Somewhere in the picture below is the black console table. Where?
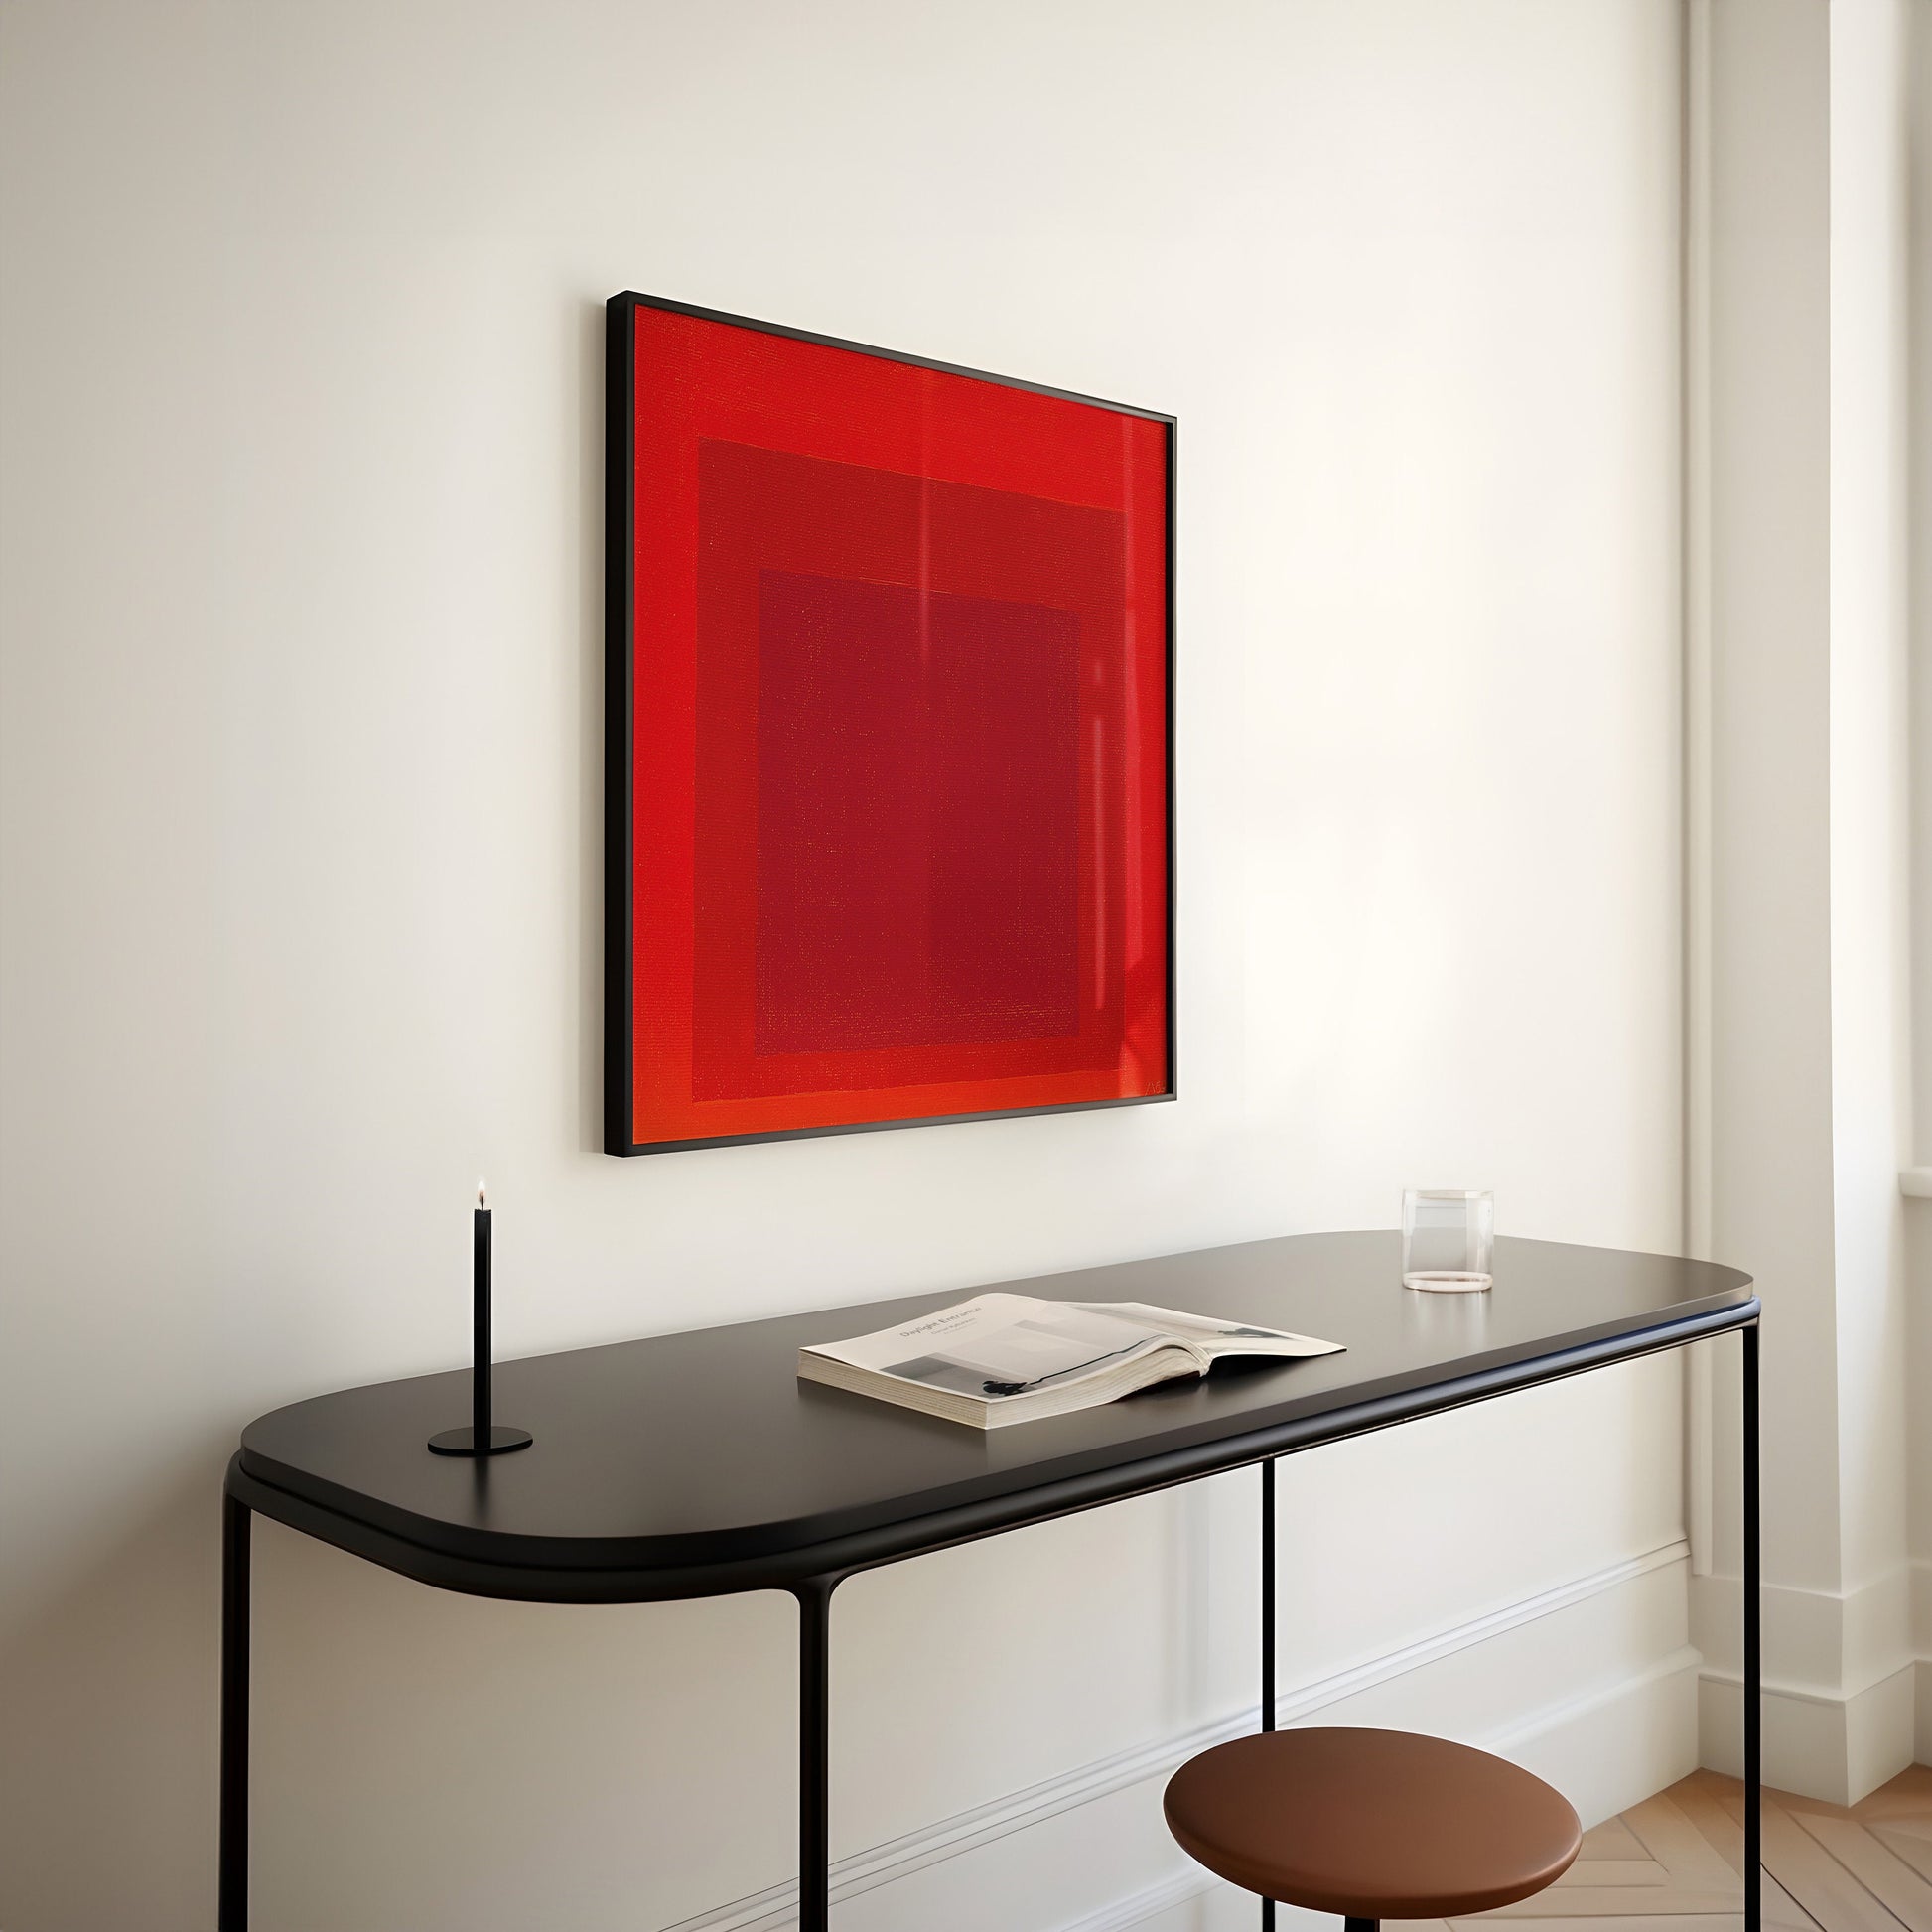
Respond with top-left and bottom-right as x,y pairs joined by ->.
220,1230 -> 1761,1931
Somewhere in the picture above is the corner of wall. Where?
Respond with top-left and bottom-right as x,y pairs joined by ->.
1689,0 -> 1929,1805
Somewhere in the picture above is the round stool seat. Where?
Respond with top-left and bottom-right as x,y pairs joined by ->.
1164,1727 -> 1582,1918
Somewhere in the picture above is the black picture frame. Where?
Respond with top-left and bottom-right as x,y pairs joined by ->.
604,291 -> 1176,1157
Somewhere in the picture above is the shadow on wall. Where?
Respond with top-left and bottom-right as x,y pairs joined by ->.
0,1443 -> 799,1931
0,1433 -> 1225,1932
576,294 -> 605,1159
0,1453 -> 227,1921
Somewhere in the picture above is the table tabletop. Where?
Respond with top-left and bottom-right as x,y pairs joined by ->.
232,1231 -> 1755,1602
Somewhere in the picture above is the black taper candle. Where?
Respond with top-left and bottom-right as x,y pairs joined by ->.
428,1179 -> 532,1455
473,1186 -> 490,1446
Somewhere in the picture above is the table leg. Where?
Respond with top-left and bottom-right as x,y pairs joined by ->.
796,1576 -> 838,1932
1743,1324 -> 1760,1932
1261,1457 -> 1276,1932
220,1489 -> 251,1932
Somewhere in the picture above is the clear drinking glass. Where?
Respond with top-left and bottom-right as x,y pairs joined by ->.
1401,1189 -> 1494,1291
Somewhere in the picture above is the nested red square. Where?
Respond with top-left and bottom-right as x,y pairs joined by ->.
608,296 -> 1171,1154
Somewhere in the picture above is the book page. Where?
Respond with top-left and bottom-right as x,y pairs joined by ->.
1080,1302 -> 1342,1358
805,1294 -> 1171,1401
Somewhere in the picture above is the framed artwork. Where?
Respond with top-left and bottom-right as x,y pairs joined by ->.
605,293 -> 1173,1156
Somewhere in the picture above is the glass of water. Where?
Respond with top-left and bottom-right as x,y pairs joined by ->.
1401,1189 -> 1494,1291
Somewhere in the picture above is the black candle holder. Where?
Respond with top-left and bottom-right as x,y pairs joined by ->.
428,1189 -> 533,1456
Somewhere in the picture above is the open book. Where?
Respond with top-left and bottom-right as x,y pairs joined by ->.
798,1293 -> 1343,1429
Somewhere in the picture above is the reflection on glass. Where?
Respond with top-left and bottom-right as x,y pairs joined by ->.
1401,1189 -> 1494,1292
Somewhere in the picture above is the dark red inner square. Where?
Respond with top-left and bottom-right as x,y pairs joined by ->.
690,437 -> 1133,1105
755,568 -> 1081,1057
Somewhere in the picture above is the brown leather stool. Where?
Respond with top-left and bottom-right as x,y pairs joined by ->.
1164,1727 -> 1582,1931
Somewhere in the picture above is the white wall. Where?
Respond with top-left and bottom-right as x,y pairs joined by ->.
1828,0 -> 1915,1624
1690,0 -> 1928,1803
1907,0 -> 1932,1762
0,4 -> 1691,1928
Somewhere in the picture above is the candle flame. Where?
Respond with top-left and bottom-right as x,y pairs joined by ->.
477,1179 -> 487,1209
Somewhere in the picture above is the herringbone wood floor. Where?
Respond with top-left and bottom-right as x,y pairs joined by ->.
1446,1767 -> 1932,1932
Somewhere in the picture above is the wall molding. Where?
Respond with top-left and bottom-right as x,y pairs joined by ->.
1693,1558 -> 1932,1803
1679,0 -> 1718,1580
659,1542 -> 1692,1932
1693,1557 -> 1930,1698
1052,1866 -> 1215,1932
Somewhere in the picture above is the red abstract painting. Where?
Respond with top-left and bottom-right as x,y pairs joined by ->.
606,295 -> 1173,1155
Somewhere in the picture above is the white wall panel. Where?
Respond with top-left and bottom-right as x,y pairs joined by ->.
0,3 -> 1688,1925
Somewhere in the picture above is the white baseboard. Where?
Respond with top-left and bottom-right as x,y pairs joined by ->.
1692,1556 -> 1932,1804
1698,1663 -> 1918,1807
660,1542 -> 1699,1932
1059,1867 -> 1218,1932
